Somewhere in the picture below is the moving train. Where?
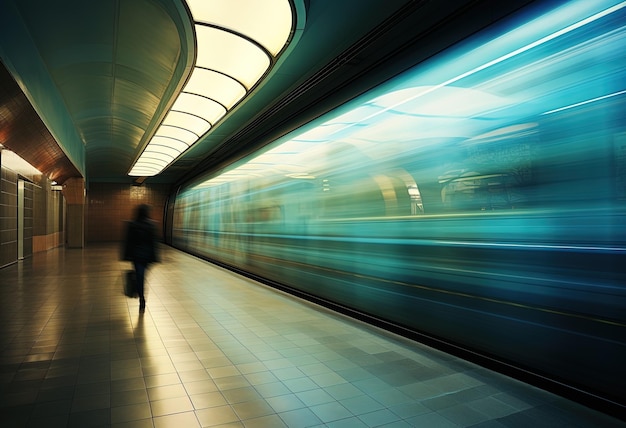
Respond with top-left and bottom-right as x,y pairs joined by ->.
168,0 -> 626,411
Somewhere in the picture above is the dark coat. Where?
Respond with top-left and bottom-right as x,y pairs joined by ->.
123,219 -> 159,264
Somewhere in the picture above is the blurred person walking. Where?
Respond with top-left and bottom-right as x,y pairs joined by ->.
123,204 -> 159,312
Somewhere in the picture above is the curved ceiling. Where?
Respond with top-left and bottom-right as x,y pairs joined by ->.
130,0 -> 294,177
0,0 -> 194,182
47,0 -> 194,181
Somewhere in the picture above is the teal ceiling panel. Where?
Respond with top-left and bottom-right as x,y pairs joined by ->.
117,0 -> 181,74
112,80 -> 161,117
112,65 -> 169,98
16,0 -> 116,65
55,71 -> 113,112
0,0 -> 194,182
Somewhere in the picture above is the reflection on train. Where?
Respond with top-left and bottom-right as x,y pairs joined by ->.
170,1 -> 626,410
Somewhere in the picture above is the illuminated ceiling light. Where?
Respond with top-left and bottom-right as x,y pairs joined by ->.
137,160 -> 170,170
195,26 -> 270,90
1,149 -> 42,176
187,0 -> 292,56
184,68 -> 246,109
148,136 -> 190,153
163,111 -> 211,136
133,167 -> 161,174
172,92 -> 227,124
141,152 -> 176,162
129,0 -> 294,177
155,125 -> 198,145
145,145 -> 183,158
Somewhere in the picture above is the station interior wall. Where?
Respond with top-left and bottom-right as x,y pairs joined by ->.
0,151 -> 63,267
86,182 -> 169,243
1,150 -> 170,268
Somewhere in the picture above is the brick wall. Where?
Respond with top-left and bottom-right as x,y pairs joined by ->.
86,183 -> 170,242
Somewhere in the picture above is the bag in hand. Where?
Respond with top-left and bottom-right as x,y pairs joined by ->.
124,270 -> 138,298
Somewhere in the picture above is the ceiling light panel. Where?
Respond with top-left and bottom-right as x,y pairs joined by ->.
155,124 -> 199,145
186,0 -> 292,56
132,168 -> 159,174
173,92 -> 227,124
184,68 -> 246,109
132,162 -> 165,172
129,0 -> 293,177
139,154 -> 171,164
163,111 -> 211,136
145,145 -> 183,158
130,169 -> 158,176
195,26 -> 270,90
147,136 -> 190,152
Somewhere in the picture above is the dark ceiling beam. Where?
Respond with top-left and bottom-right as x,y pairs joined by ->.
0,61 -> 82,184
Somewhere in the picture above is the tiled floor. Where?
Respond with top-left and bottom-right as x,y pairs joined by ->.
0,244 -> 622,428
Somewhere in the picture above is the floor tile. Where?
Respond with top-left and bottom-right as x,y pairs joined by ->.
147,384 -> 187,401
189,391 -> 228,410
0,244 -> 619,428
153,411 -> 200,428
231,398 -> 274,420
195,404 -> 239,426
110,402 -> 152,424
309,401 -> 353,423
150,396 -> 193,417
110,389 -> 150,408
277,408 -> 322,428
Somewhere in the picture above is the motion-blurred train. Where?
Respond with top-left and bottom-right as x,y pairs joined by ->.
167,0 -> 626,412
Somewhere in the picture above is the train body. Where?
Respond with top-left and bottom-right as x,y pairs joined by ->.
169,0 -> 626,409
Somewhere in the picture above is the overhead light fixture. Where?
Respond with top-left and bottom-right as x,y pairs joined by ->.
129,0 -> 294,177
1,149 -> 42,177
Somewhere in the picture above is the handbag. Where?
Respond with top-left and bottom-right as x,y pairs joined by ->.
124,270 -> 138,298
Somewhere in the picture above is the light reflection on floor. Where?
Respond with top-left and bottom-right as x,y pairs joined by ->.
0,244 -> 621,427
